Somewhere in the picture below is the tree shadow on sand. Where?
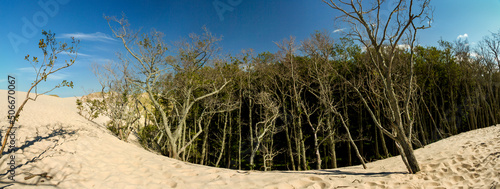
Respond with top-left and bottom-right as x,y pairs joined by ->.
281,169 -> 407,177
0,124 -> 79,188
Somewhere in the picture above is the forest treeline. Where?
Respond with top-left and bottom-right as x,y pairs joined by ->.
81,24 -> 500,171
67,5 -> 500,172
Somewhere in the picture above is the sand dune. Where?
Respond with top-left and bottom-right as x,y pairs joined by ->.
0,90 -> 498,188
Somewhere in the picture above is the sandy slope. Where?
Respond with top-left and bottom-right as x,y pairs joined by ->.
0,90 -> 498,188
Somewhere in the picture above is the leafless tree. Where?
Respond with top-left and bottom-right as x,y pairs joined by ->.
323,0 -> 433,173
247,92 -> 280,169
477,30 -> 500,71
91,61 -> 143,141
105,15 -> 229,160
301,31 -> 367,169
275,36 -> 309,170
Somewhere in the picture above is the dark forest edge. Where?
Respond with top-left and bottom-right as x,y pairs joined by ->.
78,28 -> 500,171
76,1 -> 500,173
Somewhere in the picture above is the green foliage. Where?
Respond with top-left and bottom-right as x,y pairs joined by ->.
76,99 -> 83,114
137,124 -> 163,152
106,120 -> 121,136
99,15 -> 500,171
76,97 -> 105,121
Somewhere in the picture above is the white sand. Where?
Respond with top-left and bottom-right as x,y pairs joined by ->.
0,90 -> 498,188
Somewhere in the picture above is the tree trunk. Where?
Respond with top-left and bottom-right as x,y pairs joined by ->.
216,113 -> 228,167
396,127 -> 420,173
293,122 -> 302,171
335,109 -> 367,169
313,131 -> 322,169
200,118 -> 210,165
380,128 -> 390,157
329,135 -> 337,168
375,124 -> 380,159
181,118 -> 187,161
238,92 -> 242,170
298,121 -> 308,170
249,97 -> 255,169
284,113 -> 296,170
227,111 -> 233,169
347,142 -> 352,166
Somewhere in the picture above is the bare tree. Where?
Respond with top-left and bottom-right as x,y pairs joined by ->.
105,15 -> 229,160
91,61 -> 143,142
477,29 -> 500,71
477,30 -> 500,122
249,92 -> 280,170
275,36 -> 308,170
301,31 -> 367,169
323,0 -> 433,173
207,65 -> 239,166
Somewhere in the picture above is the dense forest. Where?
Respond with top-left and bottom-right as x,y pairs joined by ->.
79,1 -> 500,173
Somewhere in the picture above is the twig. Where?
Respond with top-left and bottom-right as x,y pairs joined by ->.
24,172 -> 53,181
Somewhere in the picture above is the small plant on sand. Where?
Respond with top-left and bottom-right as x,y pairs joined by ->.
76,98 -> 83,114
76,97 -> 105,121
1,31 -> 79,158
102,88 -> 143,142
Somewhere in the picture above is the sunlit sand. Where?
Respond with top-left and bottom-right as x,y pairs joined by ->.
0,91 -> 498,188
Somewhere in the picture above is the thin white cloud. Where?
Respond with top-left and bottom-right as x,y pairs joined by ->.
60,32 -> 116,42
397,44 -> 411,50
457,33 -> 468,40
95,58 -> 113,63
17,67 -> 69,80
18,67 -> 34,73
67,52 -> 90,57
333,28 -> 346,33
86,58 -> 114,65
48,73 -> 70,80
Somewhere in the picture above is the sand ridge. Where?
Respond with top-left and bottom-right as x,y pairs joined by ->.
0,90 -> 498,188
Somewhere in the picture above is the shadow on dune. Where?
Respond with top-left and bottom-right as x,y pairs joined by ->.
0,124 -> 79,188
282,169 -> 406,177
3,126 -> 77,156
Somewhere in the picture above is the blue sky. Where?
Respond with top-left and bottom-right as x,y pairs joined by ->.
1,0 -> 499,97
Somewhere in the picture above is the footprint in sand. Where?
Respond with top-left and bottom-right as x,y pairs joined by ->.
427,162 -> 442,170
265,182 -> 294,189
307,176 -> 323,181
469,173 -> 480,179
460,163 -> 474,171
479,142 -> 488,147
162,172 -> 173,178
451,175 -> 465,182
165,180 -> 177,188
198,173 -> 220,181
426,175 -> 440,181
307,182 -> 328,189
178,171 -> 199,177
288,176 -> 327,189
364,182 -> 385,188
207,179 -> 227,186
431,187 -> 447,189
455,155 -> 466,162
424,181 -> 441,187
